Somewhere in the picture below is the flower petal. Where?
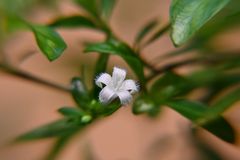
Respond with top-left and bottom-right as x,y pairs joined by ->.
120,79 -> 139,93
117,91 -> 132,105
112,67 -> 126,86
95,73 -> 112,88
99,86 -> 117,104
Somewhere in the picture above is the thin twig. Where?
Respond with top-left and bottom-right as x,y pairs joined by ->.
0,63 -> 71,92
146,53 -> 240,81
146,58 -> 201,81
141,23 -> 171,48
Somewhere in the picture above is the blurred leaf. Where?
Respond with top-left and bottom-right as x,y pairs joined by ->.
203,74 -> 240,102
49,15 -> 97,29
187,68 -> 221,86
44,135 -> 74,160
92,54 -> 109,98
206,88 -> 240,119
134,19 -> 158,45
88,100 -> 121,116
132,94 -> 159,117
197,0 -> 240,43
29,24 -> 67,61
166,99 -> 206,122
166,99 -> 235,143
201,116 -> 235,143
74,0 -> 98,18
71,77 -> 90,109
100,0 -> 117,20
0,15 -> 27,34
150,72 -> 193,103
170,0 -> 230,46
16,119 -> 82,141
84,39 -> 145,83
58,107 -> 83,117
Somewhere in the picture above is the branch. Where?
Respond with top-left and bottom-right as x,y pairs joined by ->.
146,53 -> 240,81
0,63 -> 71,92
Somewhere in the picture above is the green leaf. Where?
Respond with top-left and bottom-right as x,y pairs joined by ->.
132,94 -> 159,117
170,0 -> 230,46
100,0 -> 117,20
16,119 -> 82,141
0,15 -> 28,34
74,0 -> 98,17
71,77 -> 90,109
196,1 -> 240,43
201,116 -> 235,143
58,107 -> 83,117
166,99 -> 206,122
49,15 -> 97,29
134,19 -> 158,45
205,88 -> 240,119
150,72 -> 193,103
92,54 -> 109,98
30,24 -> 67,61
84,39 -> 145,83
165,99 -> 235,143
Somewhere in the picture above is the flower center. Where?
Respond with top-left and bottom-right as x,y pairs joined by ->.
112,80 -> 123,92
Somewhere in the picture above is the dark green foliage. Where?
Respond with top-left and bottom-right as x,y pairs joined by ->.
84,39 -> 145,83
16,119 -> 83,141
170,0 -> 230,46
30,24 -> 67,61
71,77 -> 90,109
49,16 -> 97,29
165,99 -> 235,143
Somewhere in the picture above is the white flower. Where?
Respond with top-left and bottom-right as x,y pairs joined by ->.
95,67 -> 139,105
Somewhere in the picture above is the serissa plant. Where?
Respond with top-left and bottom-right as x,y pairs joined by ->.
1,0 -> 240,159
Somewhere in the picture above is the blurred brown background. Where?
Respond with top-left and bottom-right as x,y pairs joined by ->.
1,0 -> 240,160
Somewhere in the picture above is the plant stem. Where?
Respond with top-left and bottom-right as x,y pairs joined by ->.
146,58 -> 203,81
0,63 -> 70,92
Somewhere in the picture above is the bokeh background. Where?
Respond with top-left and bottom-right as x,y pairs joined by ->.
1,0 -> 240,159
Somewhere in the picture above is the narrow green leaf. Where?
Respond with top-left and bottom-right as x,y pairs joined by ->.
202,74 -> 240,103
49,15 -> 97,29
201,116 -> 235,143
71,77 -> 90,109
74,0 -> 98,17
100,0 -> 117,20
170,0 -> 230,46
206,88 -> 240,119
134,19 -> 158,45
166,99 -> 206,122
165,99 -> 235,143
58,107 -> 83,117
84,40 -> 145,83
93,54 -> 109,98
30,25 -> 67,61
16,119 -> 82,141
